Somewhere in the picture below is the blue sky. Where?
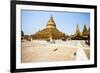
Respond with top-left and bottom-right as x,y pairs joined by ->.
21,10 -> 90,35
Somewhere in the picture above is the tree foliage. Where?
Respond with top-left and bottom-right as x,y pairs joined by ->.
82,24 -> 88,36
21,30 -> 24,36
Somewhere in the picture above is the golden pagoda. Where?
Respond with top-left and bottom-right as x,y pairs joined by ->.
32,16 -> 66,40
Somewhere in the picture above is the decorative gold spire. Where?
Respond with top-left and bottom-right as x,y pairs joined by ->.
46,16 -> 56,28
75,24 -> 81,36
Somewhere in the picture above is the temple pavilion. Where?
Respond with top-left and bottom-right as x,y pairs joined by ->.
32,16 -> 66,40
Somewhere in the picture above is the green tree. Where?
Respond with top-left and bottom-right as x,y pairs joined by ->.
21,30 -> 24,36
82,24 -> 87,36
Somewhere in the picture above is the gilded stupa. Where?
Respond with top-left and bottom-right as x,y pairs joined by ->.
32,16 -> 66,40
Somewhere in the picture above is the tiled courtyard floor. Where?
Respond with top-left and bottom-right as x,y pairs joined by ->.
21,40 -> 90,63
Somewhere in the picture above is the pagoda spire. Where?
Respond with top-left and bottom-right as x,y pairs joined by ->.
50,15 -> 53,20
75,24 -> 81,36
46,15 -> 56,28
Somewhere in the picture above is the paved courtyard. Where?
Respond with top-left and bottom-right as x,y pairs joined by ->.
21,40 -> 90,63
